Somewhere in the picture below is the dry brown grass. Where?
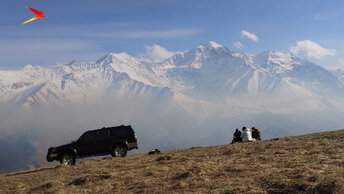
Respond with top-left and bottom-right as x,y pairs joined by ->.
0,129 -> 343,193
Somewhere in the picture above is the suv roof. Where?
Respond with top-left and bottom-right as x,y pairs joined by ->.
85,125 -> 133,133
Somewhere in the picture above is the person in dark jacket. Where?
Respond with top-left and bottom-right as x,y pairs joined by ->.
231,128 -> 242,144
252,127 -> 261,140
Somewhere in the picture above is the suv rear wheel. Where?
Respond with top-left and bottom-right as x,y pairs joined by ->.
111,145 -> 127,157
60,153 -> 76,165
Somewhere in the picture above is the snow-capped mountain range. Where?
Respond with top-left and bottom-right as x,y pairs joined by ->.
1,41 -> 344,115
4,41 -> 344,173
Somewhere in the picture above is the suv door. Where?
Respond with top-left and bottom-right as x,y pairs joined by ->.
94,129 -> 111,154
74,131 -> 98,157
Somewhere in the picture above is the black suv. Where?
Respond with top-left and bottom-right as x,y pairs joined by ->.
46,125 -> 138,165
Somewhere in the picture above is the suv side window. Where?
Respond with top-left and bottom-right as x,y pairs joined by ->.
109,128 -> 117,137
117,129 -> 129,137
109,127 -> 129,137
79,131 -> 96,142
97,130 -> 109,140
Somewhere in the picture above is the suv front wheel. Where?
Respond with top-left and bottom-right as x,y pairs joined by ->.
60,153 -> 76,165
111,145 -> 127,157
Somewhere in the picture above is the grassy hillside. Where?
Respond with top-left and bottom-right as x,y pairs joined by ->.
1,130 -> 344,193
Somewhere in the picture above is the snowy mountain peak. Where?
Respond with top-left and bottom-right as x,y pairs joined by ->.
193,41 -> 233,58
205,41 -> 223,49
22,64 -> 33,70
257,50 -> 293,60
196,41 -> 225,50
96,52 -> 138,65
254,50 -> 299,72
108,52 -> 132,58
163,41 -> 234,71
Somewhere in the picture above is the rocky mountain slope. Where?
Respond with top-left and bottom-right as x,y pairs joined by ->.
1,129 -> 343,193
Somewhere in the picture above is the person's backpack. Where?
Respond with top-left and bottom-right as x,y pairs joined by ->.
148,148 -> 161,155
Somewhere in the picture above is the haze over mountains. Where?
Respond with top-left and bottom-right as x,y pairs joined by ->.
1,41 -> 344,172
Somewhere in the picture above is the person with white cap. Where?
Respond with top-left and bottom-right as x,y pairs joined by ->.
240,126 -> 255,142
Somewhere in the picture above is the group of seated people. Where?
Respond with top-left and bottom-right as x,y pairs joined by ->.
231,126 -> 261,144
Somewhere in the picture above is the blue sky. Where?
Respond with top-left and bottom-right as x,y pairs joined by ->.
1,0 -> 344,69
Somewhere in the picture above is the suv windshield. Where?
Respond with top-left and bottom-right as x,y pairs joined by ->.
78,131 -> 96,142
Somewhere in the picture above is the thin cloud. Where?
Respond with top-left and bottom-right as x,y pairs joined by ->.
0,25 -> 201,40
0,39 -> 102,67
241,30 -> 259,41
290,40 -> 336,59
143,44 -> 180,61
87,29 -> 202,39
233,41 -> 244,49
313,13 -> 337,21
